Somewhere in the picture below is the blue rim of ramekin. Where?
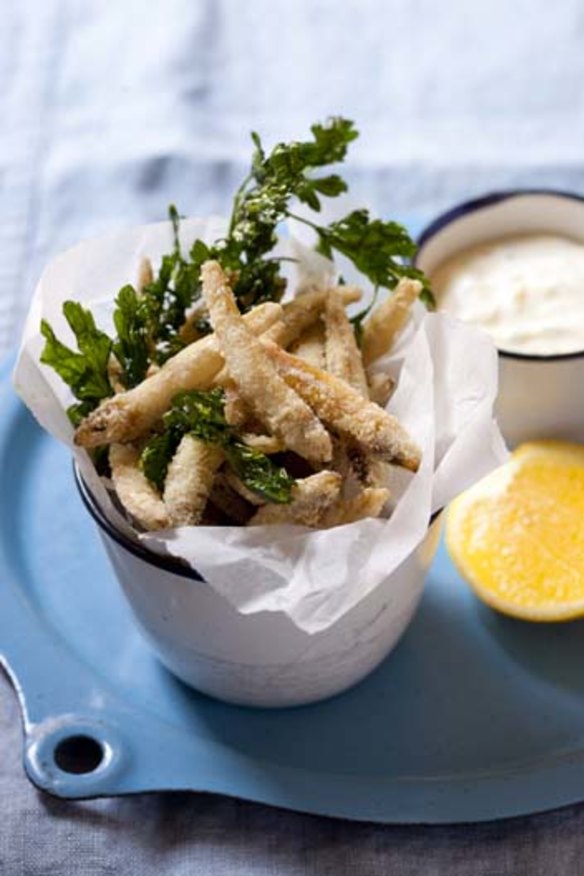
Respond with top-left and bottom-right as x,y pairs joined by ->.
414,188 -> 584,363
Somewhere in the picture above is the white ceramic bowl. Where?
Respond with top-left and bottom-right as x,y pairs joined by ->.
416,190 -> 584,447
75,467 -> 442,708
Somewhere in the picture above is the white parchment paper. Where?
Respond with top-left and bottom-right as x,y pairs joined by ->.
13,217 -> 508,634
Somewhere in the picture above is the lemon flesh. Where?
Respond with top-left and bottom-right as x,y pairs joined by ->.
446,440 -> 584,621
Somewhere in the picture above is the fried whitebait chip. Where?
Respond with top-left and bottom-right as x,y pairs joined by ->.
264,284 -> 361,349
201,261 -> 332,465
248,471 -> 342,527
297,279 -> 362,301
324,290 -> 368,397
290,322 -> 326,369
361,278 -> 422,366
262,341 -> 421,472
321,487 -> 391,527
213,284 -> 358,385
163,435 -> 223,527
240,433 -> 285,454
107,354 -> 125,394
109,443 -> 169,530
74,301 -> 283,447
221,380 -> 251,427
367,372 -> 395,408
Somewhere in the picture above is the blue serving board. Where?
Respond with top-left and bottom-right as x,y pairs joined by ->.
3,355 -> 584,823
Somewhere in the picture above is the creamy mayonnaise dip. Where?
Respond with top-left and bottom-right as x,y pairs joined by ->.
430,234 -> 584,355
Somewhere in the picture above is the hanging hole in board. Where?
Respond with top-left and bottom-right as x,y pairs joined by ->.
54,734 -> 104,775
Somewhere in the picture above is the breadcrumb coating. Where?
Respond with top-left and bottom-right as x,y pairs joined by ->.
249,471 -> 342,527
262,341 -> 421,472
202,261 -> 332,465
163,435 -> 223,526
109,443 -> 169,530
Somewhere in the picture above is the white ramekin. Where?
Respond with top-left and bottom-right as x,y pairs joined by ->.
75,466 -> 442,709
415,190 -> 584,447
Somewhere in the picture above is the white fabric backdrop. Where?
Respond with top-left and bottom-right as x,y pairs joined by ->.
2,1 -> 584,873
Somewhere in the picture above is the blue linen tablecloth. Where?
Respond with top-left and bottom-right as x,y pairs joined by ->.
2,1 -> 584,872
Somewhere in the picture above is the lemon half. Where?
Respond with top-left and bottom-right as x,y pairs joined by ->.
446,441 -> 584,621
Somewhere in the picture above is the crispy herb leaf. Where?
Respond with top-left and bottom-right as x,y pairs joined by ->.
140,431 -> 181,492
216,117 -> 358,309
313,208 -> 435,311
61,301 -> 113,391
419,286 -> 437,310
41,117 -> 434,426
40,322 -> 91,391
40,301 -> 113,407
112,285 -> 150,388
140,388 -> 295,503
213,118 -> 432,313
311,174 -> 347,197
316,210 -> 414,286
225,442 -> 295,504
307,118 -> 359,165
137,206 -> 207,364
165,388 -> 231,444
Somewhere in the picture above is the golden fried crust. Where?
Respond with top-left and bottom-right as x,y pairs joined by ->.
74,301 -> 283,448
239,433 -> 284,454
362,278 -> 422,366
297,279 -> 362,302
367,372 -> 395,407
324,290 -> 369,397
163,436 -> 223,526
262,289 -> 326,349
201,261 -> 332,465
218,384 -> 284,455
221,381 -> 251,427
248,471 -> 342,527
321,487 -> 391,528
290,322 -> 326,369
107,354 -> 125,395
261,341 -> 421,472
109,443 -> 169,530
264,284 -> 360,349
335,284 -> 363,305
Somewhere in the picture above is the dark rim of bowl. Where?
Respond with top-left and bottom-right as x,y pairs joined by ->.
414,188 -> 584,364
73,463 -> 205,581
73,463 -> 443,579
